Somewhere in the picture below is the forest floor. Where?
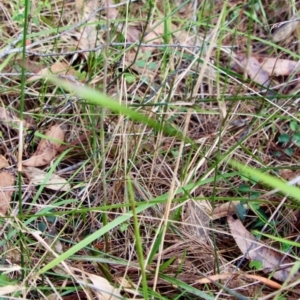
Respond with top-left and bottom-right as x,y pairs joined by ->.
0,0 -> 300,299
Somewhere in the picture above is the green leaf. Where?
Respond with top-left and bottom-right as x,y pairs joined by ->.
0,273 -> 17,286
236,202 -> 247,221
249,260 -> 263,270
136,60 -> 146,68
293,132 -> 300,144
119,223 -> 128,232
277,133 -> 290,143
284,147 -> 293,156
124,73 -> 136,84
37,222 -> 47,232
290,121 -> 298,131
250,191 -> 260,199
238,184 -> 251,193
148,62 -> 157,70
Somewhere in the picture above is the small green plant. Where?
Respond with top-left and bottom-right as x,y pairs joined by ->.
276,120 -> 300,157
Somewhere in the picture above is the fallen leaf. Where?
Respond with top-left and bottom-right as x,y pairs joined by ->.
75,0 -> 118,57
16,59 -> 44,74
173,29 -> 203,54
103,0 -> 118,20
272,15 -> 300,43
256,57 -> 300,76
126,25 -> 141,43
228,216 -> 299,282
142,21 -> 165,52
87,273 -> 121,300
183,199 -> 211,242
22,124 -> 65,167
44,229 -> 64,254
75,0 -> 101,54
210,201 -> 244,220
0,156 -> 15,215
232,55 -> 271,87
0,106 -> 31,129
23,167 -> 70,191
27,61 -> 77,82
0,155 -> 8,168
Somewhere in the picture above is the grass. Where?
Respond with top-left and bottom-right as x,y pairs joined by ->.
1,0 -> 300,299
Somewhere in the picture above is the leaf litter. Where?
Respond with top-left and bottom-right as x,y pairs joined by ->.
74,0 -> 119,57
22,124 -> 65,167
271,14 -> 300,43
0,156 -> 15,215
22,166 -> 70,191
0,105 -> 31,129
228,215 -> 300,282
1,0 -> 300,298
27,61 -> 77,82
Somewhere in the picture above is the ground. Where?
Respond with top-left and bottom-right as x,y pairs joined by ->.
0,0 -> 300,299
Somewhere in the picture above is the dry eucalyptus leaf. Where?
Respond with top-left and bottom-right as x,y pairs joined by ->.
23,167 -> 70,191
173,30 -> 203,54
0,170 -> 15,215
183,200 -> 211,242
210,201 -> 244,220
75,0 -> 118,56
126,25 -> 141,43
272,16 -> 300,43
0,155 -> 8,168
228,216 -> 299,282
257,57 -> 300,76
27,61 -> 77,82
143,21 -> 165,52
0,106 -> 31,128
103,0 -> 119,20
87,273 -> 121,300
233,55 -> 271,87
44,232 -> 64,254
75,0 -> 101,53
22,124 -> 65,167
16,59 -> 44,74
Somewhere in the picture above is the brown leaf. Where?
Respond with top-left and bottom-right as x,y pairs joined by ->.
16,59 -> 44,74
103,0 -> 118,20
272,15 -> 300,43
257,57 -> 300,76
23,167 -> 71,191
87,273 -> 121,300
0,155 -> 8,168
126,26 -> 141,43
0,169 -> 15,215
27,61 -> 77,82
0,106 -> 31,129
279,169 -> 300,185
233,55 -> 271,87
75,0 -> 118,56
173,30 -> 203,54
183,200 -> 211,242
75,0 -> 100,53
210,201 -> 243,220
23,124 -> 65,167
142,21 -> 164,52
228,216 -> 299,282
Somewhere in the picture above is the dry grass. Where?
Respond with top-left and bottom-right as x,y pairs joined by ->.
0,0 -> 300,299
